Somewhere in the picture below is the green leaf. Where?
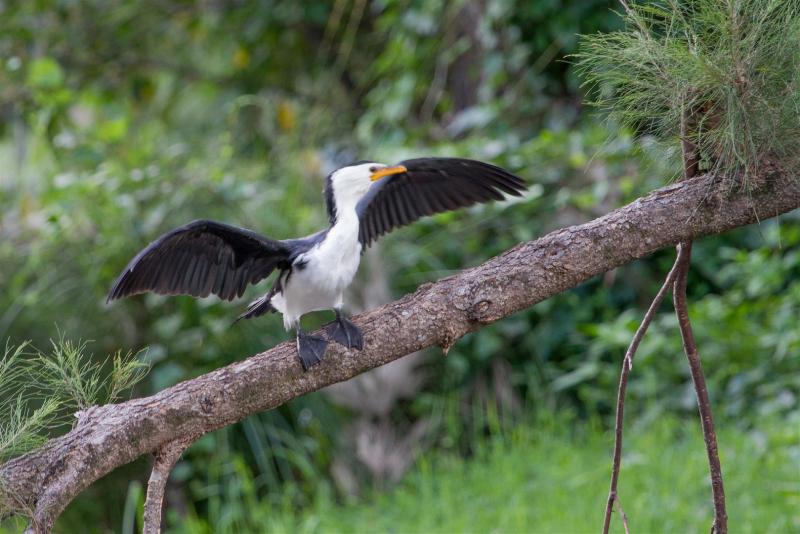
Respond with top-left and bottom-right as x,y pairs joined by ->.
27,57 -> 65,90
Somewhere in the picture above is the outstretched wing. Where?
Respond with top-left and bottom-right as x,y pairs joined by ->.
356,157 -> 526,247
107,219 -> 292,302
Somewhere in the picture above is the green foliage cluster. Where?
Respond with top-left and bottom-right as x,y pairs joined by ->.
36,336 -> 149,411
0,342 -> 59,461
1,1 -> 799,530
0,338 -> 148,463
1,339 -> 147,529
578,0 -> 800,180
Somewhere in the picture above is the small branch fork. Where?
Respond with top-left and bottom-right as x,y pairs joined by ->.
602,243 -> 728,534
143,439 -> 193,534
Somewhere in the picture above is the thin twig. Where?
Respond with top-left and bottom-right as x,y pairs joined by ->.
673,241 -> 727,534
143,439 -> 192,534
602,253 -> 682,534
614,494 -> 631,534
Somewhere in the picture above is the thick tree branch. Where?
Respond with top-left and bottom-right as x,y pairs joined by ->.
2,169 -> 799,529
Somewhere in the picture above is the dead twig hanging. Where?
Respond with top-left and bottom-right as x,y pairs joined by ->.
601,253 -> 683,534
673,241 -> 728,534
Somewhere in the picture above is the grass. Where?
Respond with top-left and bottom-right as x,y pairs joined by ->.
3,411 -> 796,533
165,411 -> 800,534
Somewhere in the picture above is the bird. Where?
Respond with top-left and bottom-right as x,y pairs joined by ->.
107,157 -> 526,370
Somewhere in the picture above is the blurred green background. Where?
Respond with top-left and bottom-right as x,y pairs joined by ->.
0,1 -> 798,532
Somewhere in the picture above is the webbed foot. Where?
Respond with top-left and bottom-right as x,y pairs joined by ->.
326,311 -> 364,350
296,331 -> 328,370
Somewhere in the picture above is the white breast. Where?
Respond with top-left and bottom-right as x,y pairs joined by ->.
271,213 -> 363,329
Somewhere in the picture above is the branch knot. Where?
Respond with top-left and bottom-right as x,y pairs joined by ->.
467,299 -> 494,324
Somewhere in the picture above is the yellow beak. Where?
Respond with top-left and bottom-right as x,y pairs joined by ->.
370,165 -> 407,181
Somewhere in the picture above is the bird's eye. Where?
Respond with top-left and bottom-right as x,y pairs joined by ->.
369,166 -> 378,172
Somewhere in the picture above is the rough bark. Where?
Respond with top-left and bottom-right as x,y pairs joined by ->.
2,169 -> 799,530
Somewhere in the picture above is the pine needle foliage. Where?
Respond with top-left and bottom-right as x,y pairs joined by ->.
576,0 -> 800,183
1,336 -> 149,517
0,342 -> 59,460
35,336 -> 150,411
0,337 -> 149,463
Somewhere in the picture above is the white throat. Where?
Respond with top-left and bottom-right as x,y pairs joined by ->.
326,207 -> 361,252
332,184 -> 368,216
329,163 -> 374,217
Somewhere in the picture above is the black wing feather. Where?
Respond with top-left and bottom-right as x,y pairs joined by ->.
356,157 -> 526,247
107,219 -> 292,302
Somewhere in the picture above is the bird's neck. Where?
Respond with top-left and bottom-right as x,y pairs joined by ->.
326,195 -> 361,246
330,187 -> 362,226
330,205 -> 359,230
322,207 -> 361,258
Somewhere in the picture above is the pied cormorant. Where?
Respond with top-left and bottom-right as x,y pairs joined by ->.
107,157 -> 526,370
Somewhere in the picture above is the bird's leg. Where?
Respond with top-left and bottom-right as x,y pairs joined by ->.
296,328 -> 328,371
326,309 -> 364,350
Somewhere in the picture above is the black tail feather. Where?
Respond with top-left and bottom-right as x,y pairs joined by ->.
235,294 -> 277,323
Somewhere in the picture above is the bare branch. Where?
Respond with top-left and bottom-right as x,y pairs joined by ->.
1,169 -> 798,527
614,494 -> 631,534
673,241 -> 728,534
602,252 -> 683,534
143,439 -> 192,534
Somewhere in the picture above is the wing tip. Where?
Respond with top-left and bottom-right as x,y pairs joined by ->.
106,284 -> 131,304
106,277 -> 124,304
